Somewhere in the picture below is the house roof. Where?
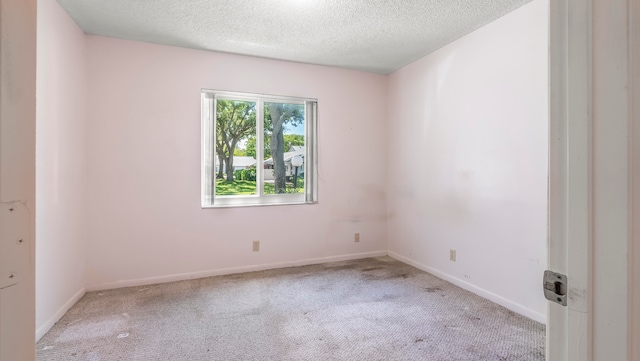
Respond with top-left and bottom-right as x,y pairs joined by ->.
264,147 -> 305,166
234,156 -> 258,167
215,156 -> 256,167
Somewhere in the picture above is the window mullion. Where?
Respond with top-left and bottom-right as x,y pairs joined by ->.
306,101 -> 318,203
210,96 -> 216,201
257,100 -> 264,196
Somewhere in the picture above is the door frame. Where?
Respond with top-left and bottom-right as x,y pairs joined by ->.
548,0 -> 639,360
547,0 -> 591,359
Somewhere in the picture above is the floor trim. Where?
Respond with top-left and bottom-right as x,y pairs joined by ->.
388,251 -> 546,324
36,287 -> 86,342
86,251 -> 389,292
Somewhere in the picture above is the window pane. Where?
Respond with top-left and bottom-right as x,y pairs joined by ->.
263,102 -> 305,195
215,99 -> 257,196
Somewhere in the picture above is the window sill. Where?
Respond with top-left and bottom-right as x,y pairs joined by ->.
201,194 -> 316,208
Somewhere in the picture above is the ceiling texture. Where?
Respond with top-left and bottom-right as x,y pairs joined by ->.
56,0 -> 532,74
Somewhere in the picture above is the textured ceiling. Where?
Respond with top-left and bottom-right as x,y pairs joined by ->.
56,0 -> 532,74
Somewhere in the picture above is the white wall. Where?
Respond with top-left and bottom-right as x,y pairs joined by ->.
84,37 -> 388,289
0,0 -> 37,359
35,0 -> 87,340
387,0 -> 548,322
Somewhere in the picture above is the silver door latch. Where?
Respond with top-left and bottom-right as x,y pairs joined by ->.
543,270 -> 567,306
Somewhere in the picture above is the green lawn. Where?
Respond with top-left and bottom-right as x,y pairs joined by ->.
216,179 -> 304,196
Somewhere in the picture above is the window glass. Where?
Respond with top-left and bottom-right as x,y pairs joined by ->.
263,102 -> 305,195
215,99 -> 257,196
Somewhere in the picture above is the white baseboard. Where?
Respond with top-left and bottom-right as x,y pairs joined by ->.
36,287 -> 86,342
86,251 -> 389,292
388,251 -> 546,324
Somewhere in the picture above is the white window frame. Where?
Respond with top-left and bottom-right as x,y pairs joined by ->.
201,89 -> 318,208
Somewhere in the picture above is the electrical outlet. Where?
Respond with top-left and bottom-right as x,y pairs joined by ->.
354,233 -> 360,242
450,249 -> 456,262
253,240 -> 260,252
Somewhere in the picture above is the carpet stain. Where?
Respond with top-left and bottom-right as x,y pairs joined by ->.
423,287 -> 443,293
325,264 -> 359,271
376,294 -> 400,301
362,266 -> 385,272
361,271 -> 412,281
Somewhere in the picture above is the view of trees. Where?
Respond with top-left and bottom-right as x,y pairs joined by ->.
241,134 -> 304,159
265,103 -> 304,193
216,99 -> 304,194
215,100 -> 256,181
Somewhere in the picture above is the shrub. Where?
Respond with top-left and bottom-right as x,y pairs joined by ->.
234,168 -> 256,181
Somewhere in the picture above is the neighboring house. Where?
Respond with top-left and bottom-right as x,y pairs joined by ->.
215,156 -> 257,173
233,156 -> 258,170
264,146 -> 305,180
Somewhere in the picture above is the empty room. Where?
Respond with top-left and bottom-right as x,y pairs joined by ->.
1,0 -> 637,360
33,0 -> 549,359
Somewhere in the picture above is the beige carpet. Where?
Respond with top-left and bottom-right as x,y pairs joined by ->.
37,257 -> 545,360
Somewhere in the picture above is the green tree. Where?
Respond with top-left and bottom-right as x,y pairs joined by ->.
265,103 -> 304,193
216,100 -> 256,181
245,135 -> 270,159
284,134 -> 305,150
245,134 -> 303,159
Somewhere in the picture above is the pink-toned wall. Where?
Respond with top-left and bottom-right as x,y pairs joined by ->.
84,37 -> 388,289
35,0 -> 87,340
386,0 -> 549,322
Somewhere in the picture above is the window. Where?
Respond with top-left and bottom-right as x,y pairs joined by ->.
201,90 -> 317,207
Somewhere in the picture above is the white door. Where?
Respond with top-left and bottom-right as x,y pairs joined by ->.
547,0 -> 638,360
0,0 -> 37,360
